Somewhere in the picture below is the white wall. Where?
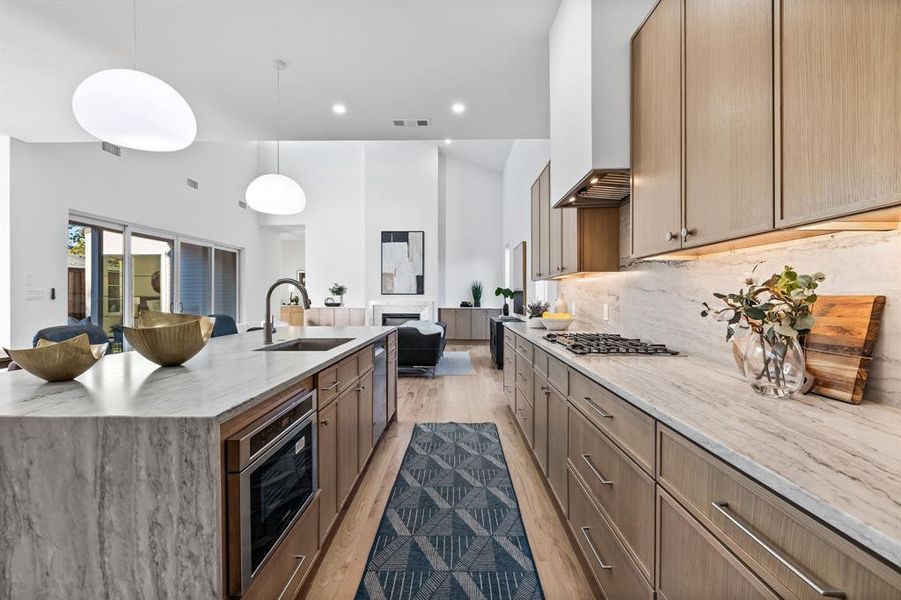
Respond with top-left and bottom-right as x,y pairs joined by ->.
280,237 -> 305,281
6,140 -> 281,347
0,136 -> 10,347
260,142 -> 366,307
549,0 -> 592,203
501,139 -> 552,306
442,155 -> 504,307
364,142 -> 439,306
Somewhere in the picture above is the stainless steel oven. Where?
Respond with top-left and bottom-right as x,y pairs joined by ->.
226,388 -> 317,595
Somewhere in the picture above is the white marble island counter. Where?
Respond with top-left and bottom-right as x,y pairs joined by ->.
0,326 -> 394,600
504,322 -> 901,570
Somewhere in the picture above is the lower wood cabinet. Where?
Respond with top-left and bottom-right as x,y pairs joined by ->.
357,369 -> 374,470
439,308 -> 502,340
546,382 -> 568,515
567,472 -> 654,600
533,372 -> 549,474
657,488 -> 777,600
387,350 -> 397,422
336,385 -> 359,507
514,388 -> 533,447
317,401 -> 338,544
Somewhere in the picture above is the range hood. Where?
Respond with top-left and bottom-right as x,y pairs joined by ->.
549,0 -> 655,209
553,168 -> 630,208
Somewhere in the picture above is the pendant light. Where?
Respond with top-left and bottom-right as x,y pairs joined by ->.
245,60 -> 306,215
72,0 -> 196,152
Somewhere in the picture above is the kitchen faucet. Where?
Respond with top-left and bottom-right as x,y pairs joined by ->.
263,278 -> 312,344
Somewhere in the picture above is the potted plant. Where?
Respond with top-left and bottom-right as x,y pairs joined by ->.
328,283 -> 347,306
471,281 -> 483,307
495,287 -> 514,316
527,300 -> 550,328
701,264 -> 824,398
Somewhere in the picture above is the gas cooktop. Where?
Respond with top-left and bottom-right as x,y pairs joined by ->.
544,332 -> 678,356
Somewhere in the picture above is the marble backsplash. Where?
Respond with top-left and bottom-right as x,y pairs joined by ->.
558,206 -> 901,406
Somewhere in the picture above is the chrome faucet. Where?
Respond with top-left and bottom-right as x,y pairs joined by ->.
263,278 -> 312,344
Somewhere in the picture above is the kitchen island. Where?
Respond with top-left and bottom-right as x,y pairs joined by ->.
0,325 -> 397,600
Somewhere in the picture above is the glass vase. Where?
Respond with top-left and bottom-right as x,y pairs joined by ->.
742,332 -> 806,398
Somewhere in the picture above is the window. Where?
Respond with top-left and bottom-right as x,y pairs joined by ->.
67,217 -> 241,352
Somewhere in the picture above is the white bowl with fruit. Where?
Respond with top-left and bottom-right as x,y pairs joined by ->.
539,312 -> 574,331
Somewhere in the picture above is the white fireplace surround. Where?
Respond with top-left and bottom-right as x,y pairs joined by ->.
369,300 -> 435,325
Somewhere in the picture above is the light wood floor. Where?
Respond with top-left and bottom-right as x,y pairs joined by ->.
302,342 -> 597,599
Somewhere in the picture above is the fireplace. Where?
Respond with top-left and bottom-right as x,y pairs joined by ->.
382,313 -> 420,326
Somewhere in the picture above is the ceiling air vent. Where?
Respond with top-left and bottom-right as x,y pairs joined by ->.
238,199 -> 247,209
392,118 -> 431,127
186,178 -> 199,190
101,141 -> 121,157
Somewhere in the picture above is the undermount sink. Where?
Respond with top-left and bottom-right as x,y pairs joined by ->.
258,338 -> 353,352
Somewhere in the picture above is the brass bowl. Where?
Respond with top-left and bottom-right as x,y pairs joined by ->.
4,333 -> 108,382
124,312 -> 215,367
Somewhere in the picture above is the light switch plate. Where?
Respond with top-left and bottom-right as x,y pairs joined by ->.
25,289 -> 44,301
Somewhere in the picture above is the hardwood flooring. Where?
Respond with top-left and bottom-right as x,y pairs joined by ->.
302,342 -> 597,599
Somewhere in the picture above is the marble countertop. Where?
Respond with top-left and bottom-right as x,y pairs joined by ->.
0,325 -> 394,422
504,322 -> 901,567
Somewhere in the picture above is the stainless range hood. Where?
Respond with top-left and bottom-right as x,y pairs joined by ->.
553,168 -> 631,208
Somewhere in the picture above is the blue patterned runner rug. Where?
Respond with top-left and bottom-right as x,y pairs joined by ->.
355,422 -> 545,599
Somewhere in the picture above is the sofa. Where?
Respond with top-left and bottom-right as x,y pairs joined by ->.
397,320 -> 447,377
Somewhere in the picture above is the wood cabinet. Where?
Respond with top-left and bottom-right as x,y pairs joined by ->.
533,372 -> 549,475
546,381 -> 568,514
438,308 -> 501,340
317,401 -> 338,544
538,164 -> 551,279
357,370 -> 373,470
335,385 -> 358,508
387,344 -> 397,423
683,0 -> 774,247
779,0 -> 901,226
304,307 -> 365,326
530,178 -> 542,280
658,488 -> 777,600
631,0 -> 683,257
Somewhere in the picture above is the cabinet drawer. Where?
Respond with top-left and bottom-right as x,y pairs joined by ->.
515,388 -> 534,446
567,405 -> 656,582
244,494 -> 320,600
337,354 -> 358,393
568,369 -> 655,474
515,352 -> 533,405
533,347 -> 549,376
658,426 -> 901,599
504,328 -> 517,347
317,365 -> 340,407
658,488 -> 777,600
515,336 -> 533,362
548,356 -> 568,395
567,471 -> 654,600
357,345 -> 373,374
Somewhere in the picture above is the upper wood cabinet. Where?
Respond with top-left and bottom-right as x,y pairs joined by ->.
530,179 -> 542,280
538,165 -> 552,279
779,0 -> 901,226
683,0 -> 774,247
631,0 -> 683,257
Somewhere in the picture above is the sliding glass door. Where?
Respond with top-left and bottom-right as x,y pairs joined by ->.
214,248 -> 239,319
131,233 -> 174,325
178,241 -> 239,319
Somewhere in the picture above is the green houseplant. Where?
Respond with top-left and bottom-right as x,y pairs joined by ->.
471,281 -> 483,307
495,287 -> 514,316
328,283 -> 347,306
701,264 -> 824,398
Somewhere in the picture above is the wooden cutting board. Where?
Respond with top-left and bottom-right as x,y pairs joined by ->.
803,295 -> 886,404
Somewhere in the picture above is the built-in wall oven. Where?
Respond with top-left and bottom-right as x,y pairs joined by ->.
226,388 -> 317,596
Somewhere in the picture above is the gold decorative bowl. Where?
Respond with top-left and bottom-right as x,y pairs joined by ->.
3,333 -> 108,382
124,312 -> 215,367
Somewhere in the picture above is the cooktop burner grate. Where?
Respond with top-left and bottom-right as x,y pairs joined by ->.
544,332 -> 678,356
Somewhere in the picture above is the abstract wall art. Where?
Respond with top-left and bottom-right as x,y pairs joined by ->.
381,231 -> 424,295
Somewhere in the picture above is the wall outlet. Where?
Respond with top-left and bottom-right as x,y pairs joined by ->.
602,303 -> 610,321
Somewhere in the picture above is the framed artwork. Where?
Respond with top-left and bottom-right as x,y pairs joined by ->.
381,231 -> 424,295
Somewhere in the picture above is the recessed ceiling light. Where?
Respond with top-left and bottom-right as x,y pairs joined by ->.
451,102 -> 465,114
444,138 -> 452,145
332,103 -> 347,115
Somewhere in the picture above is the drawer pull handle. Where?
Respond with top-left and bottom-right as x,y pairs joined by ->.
582,397 -> 614,419
581,454 -> 614,486
320,419 -> 330,426
321,381 -> 340,391
579,527 -> 612,570
710,502 -> 846,598
276,555 -> 308,600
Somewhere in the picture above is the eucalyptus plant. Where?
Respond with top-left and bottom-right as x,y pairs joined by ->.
527,300 -> 549,319
701,264 -> 825,346
328,283 -> 347,297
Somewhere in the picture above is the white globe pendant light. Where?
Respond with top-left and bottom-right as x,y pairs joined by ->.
245,60 -> 306,215
71,0 -> 196,152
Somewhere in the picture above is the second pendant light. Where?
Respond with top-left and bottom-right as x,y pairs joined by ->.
246,60 -> 306,215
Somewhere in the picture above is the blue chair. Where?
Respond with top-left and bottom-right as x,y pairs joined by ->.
208,314 -> 238,337
33,324 -> 112,354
